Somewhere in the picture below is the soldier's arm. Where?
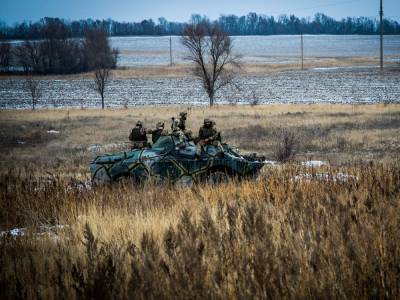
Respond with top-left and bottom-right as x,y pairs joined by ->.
128,129 -> 134,141
198,127 -> 204,139
141,128 -> 149,135
208,129 -> 219,142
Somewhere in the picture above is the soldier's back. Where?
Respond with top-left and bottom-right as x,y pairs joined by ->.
130,127 -> 147,142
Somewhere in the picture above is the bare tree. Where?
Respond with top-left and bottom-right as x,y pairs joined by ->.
181,22 -> 240,106
25,76 -> 42,110
0,42 -> 11,72
88,28 -> 117,110
94,67 -> 111,109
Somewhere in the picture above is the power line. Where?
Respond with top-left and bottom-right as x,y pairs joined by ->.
380,0 -> 384,70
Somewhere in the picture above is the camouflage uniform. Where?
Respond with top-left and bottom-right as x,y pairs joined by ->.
176,112 -> 195,141
198,119 -> 220,145
171,119 -> 185,145
149,122 -> 167,144
129,121 -> 149,150
177,112 -> 187,131
197,119 -> 223,155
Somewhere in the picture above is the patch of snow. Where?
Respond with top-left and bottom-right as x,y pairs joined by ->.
1,224 -> 67,240
67,180 -> 92,191
103,142 -> 129,150
87,144 -> 103,152
263,160 -> 278,166
47,130 -> 60,134
302,160 -> 329,167
293,172 -> 358,183
313,67 -> 340,71
6,227 -> 26,237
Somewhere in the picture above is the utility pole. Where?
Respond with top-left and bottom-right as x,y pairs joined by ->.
301,33 -> 304,70
169,36 -> 173,66
380,0 -> 384,70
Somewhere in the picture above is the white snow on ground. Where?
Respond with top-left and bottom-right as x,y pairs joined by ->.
87,143 -> 129,152
67,180 -> 92,191
261,160 -> 356,182
87,144 -> 103,152
0,225 -> 67,240
302,160 -> 329,167
47,130 -> 60,134
263,160 -> 328,167
263,160 -> 278,166
313,67 -> 340,71
1,68 -> 399,109
293,172 -> 358,182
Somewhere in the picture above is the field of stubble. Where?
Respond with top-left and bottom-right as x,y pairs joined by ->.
0,104 -> 399,299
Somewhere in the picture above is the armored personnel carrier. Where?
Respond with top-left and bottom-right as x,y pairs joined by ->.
90,134 -> 265,185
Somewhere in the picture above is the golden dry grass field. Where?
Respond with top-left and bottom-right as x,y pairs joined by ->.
0,104 -> 399,299
0,104 -> 399,176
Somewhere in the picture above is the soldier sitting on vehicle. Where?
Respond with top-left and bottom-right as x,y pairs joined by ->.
177,112 -> 187,131
171,118 -> 185,145
197,119 -> 223,155
198,119 -> 220,144
175,111 -> 195,141
129,120 -> 150,150
149,122 -> 167,144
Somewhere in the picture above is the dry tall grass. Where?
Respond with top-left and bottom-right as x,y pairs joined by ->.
1,165 -> 399,299
1,104 -> 399,298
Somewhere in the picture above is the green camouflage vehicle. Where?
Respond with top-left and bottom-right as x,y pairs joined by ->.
90,134 -> 265,185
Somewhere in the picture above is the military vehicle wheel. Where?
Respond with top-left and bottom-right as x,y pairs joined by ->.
92,166 -> 111,185
207,171 -> 230,185
175,175 -> 194,188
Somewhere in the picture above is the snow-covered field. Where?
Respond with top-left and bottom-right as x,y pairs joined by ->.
1,67 -> 399,109
112,35 -> 400,66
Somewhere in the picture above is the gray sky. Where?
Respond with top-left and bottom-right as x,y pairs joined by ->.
1,0 -> 399,24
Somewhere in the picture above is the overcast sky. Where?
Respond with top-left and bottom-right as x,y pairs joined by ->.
1,0 -> 399,24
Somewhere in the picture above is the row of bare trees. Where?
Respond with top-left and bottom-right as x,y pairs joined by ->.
17,20 -> 237,109
0,43 -> 11,72
14,29 -> 118,75
2,14 -> 399,39
0,18 -> 118,75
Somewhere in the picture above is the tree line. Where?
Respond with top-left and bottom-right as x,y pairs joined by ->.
0,18 -> 118,74
1,13 -> 399,40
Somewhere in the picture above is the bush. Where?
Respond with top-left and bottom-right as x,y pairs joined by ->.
273,127 -> 298,162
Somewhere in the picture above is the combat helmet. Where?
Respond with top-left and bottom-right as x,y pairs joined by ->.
179,112 -> 187,119
136,120 -> 143,127
204,118 -> 212,126
156,121 -> 164,128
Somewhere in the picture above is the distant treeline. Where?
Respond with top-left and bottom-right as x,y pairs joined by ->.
1,13 -> 400,40
0,18 -> 118,74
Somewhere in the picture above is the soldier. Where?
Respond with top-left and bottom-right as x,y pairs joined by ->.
171,118 -> 185,144
176,111 -> 195,141
197,118 -> 223,155
177,112 -> 187,131
198,118 -> 219,145
129,121 -> 149,150
149,121 -> 167,144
